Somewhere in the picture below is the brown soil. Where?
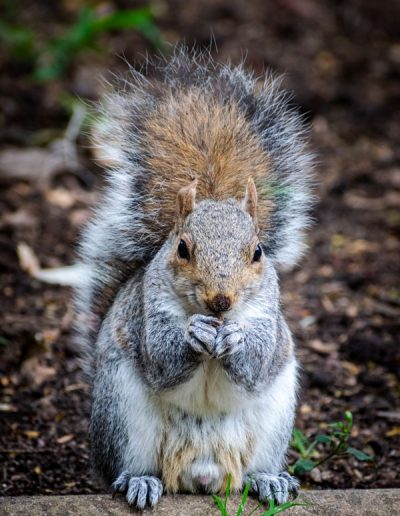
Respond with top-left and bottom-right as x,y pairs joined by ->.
1,0 -> 399,496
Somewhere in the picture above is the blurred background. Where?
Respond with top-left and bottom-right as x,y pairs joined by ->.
0,0 -> 399,496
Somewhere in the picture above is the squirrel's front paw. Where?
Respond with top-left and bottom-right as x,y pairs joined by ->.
215,320 -> 243,357
112,471 -> 163,509
185,314 -> 221,355
244,471 -> 299,505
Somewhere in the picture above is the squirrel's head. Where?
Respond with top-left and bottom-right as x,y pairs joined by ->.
169,178 -> 264,315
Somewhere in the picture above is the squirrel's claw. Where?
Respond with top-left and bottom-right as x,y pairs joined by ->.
185,314 -> 220,355
244,471 -> 299,505
111,470 -> 130,495
214,321 -> 243,357
112,473 -> 163,508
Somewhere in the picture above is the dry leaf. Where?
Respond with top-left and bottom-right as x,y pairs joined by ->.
56,434 -> 75,444
64,382 -> 89,392
46,188 -> 76,209
24,430 -> 40,439
385,427 -> 400,437
299,403 -> 312,415
341,361 -> 361,375
0,210 -> 37,229
63,481 -> 77,489
309,339 -> 338,354
310,467 -> 322,483
17,242 -> 40,276
40,328 -> 61,348
0,403 -> 17,412
20,356 -> 56,387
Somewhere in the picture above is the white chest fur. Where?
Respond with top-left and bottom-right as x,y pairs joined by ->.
157,359 -> 297,493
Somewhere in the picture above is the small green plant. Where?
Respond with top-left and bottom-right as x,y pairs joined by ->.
290,411 -> 372,476
1,5 -> 163,82
212,475 -> 309,516
36,6 -> 163,81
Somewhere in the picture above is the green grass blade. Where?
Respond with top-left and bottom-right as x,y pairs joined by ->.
262,499 -> 311,515
213,494 -> 228,516
304,440 -> 318,458
263,498 -> 275,516
290,428 -> 309,456
236,477 -> 252,516
224,474 -> 232,511
92,8 -> 163,49
247,501 -> 266,516
92,7 -> 152,32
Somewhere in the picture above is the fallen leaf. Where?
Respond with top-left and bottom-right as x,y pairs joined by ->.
310,467 -> 322,483
20,357 -> 56,387
0,403 -> 17,412
341,239 -> 380,255
63,481 -> 76,489
56,434 -> 74,444
385,427 -> 400,437
0,209 -> 37,229
64,382 -> 89,392
0,376 -> 10,386
318,265 -> 334,277
309,339 -> 338,354
299,403 -> 312,415
24,430 -> 40,439
46,188 -> 76,209
321,295 -> 334,313
17,242 -> 40,276
341,361 -> 361,375
321,470 -> 333,481
38,329 -> 60,349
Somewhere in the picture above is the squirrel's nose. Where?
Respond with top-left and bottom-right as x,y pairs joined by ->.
207,294 -> 232,313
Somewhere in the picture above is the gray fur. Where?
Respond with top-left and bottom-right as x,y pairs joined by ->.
75,49 -> 314,381
77,49 -> 313,509
244,472 -> 300,505
88,203 -> 298,507
113,473 -> 163,508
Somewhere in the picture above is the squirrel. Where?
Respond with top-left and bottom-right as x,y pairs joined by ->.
75,48 -> 314,509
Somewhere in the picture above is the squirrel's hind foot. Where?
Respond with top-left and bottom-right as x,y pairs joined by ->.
112,472 -> 163,509
244,471 -> 299,505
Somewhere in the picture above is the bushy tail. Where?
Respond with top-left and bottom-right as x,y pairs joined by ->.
75,48 -> 314,380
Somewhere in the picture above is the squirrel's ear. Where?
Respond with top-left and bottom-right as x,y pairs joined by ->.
243,177 -> 258,230
175,179 -> 197,230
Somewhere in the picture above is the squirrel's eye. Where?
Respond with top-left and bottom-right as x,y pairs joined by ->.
177,239 -> 190,260
253,243 -> 262,262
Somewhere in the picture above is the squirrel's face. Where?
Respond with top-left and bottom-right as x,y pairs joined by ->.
169,179 -> 265,315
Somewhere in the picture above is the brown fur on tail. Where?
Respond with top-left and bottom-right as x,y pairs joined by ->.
141,89 -> 272,238
78,50 -> 313,380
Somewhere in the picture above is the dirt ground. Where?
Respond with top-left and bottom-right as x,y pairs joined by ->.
1,0 -> 399,497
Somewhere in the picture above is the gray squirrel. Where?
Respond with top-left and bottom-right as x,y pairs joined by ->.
75,49 -> 314,509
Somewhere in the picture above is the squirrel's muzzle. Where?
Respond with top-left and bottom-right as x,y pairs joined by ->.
206,294 -> 232,314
